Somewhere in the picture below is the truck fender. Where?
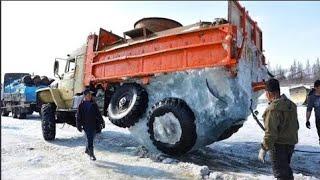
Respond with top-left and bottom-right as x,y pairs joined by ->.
36,87 -> 66,109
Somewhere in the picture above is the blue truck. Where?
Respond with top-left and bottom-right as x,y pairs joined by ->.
1,73 -> 54,119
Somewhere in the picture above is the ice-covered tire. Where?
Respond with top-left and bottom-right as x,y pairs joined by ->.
147,98 -> 197,156
217,124 -> 243,141
107,83 -> 148,128
41,103 -> 56,141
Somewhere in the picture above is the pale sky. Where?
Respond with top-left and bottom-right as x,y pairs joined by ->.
2,1 -> 320,82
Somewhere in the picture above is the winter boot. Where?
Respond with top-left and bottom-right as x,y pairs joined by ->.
89,148 -> 96,161
85,147 -> 89,155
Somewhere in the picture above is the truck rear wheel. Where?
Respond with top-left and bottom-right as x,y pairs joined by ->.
12,107 -> 26,119
1,109 -> 10,116
17,111 -> 27,119
147,98 -> 197,156
41,103 -> 56,141
107,83 -> 148,128
13,111 -> 18,118
217,124 -> 243,141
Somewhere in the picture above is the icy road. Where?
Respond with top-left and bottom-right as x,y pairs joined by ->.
1,103 -> 320,179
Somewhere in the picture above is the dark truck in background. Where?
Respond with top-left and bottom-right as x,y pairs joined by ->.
1,73 -> 54,119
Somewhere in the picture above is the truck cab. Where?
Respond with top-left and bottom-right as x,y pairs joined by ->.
36,45 -> 106,140
38,45 -> 87,111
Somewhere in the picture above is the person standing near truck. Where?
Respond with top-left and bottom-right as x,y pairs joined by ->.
258,78 -> 299,180
306,79 -> 320,144
76,88 -> 105,161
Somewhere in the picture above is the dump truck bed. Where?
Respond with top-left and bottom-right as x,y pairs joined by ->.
84,1 -> 265,90
84,23 -> 237,85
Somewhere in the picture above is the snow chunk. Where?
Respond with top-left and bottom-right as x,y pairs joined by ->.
207,172 -> 224,180
134,145 -> 149,158
27,155 -> 44,165
191,165 -> 210,179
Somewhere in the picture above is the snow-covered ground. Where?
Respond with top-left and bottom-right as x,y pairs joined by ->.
1,94 -> 320,179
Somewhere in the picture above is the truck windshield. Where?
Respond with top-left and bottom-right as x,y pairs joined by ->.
4,73 -> 30,87
65,59 -> 75,73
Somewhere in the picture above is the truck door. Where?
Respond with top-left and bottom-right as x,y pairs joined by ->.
58,59 -> 76,108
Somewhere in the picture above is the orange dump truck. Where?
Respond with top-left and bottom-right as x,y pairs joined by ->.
37,1 -> 269,155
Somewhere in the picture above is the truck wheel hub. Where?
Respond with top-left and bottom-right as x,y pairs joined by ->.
118,96 -> 130,111
153,112 -> 182,145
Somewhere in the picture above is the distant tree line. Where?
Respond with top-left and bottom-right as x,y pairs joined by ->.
269,58 -> 320,85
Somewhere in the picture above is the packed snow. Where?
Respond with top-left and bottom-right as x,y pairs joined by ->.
2,89 -> 320,179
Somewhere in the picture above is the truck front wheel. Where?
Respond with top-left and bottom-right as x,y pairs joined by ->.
107,83 -> 148,128
147,98 -> 197,156
41,103 -> 56,141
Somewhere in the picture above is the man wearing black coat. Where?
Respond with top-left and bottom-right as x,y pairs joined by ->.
76,89 -> 105,161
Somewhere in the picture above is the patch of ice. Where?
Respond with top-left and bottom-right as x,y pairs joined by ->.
27,155 -> 44,165
162,158 -> 178,164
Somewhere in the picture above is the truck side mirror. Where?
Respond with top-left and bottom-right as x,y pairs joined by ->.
54,60 -> 61,79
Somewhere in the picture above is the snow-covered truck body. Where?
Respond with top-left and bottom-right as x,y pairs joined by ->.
1,73 -> 53,119
37,1 -> 269,155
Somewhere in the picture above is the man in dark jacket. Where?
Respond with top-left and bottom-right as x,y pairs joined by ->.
76,89 -> 105,161
306,79 -> 320,144
258,78 -> 299,180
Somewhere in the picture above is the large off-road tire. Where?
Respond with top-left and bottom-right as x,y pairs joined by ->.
27,110 -> 34,115
12,107 -> 26,119
1,109 -> 10,116
147,98 -> 197,156
17,110 -> 27,119
12,111 -> 18,118
41,103 -> 56,141
217,124 -> 243,141
107,83 -> 148,128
